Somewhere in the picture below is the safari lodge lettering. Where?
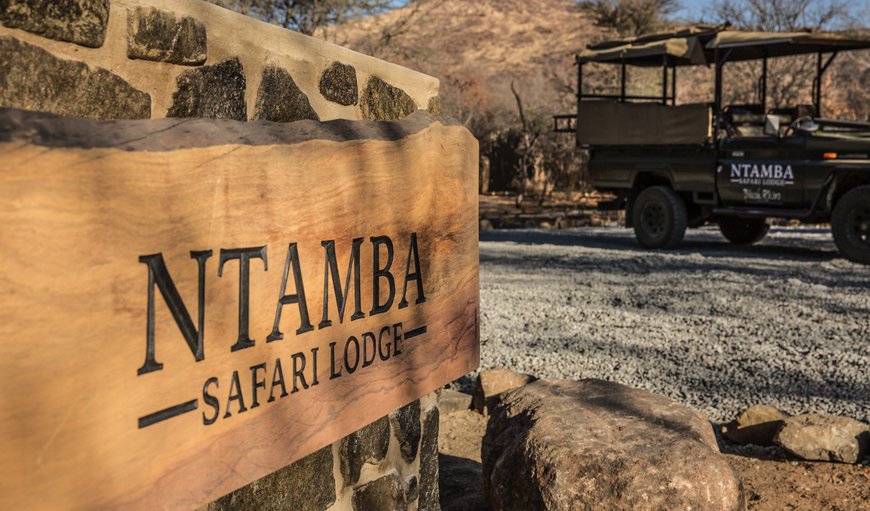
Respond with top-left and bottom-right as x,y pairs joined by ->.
136,234 -> 427,429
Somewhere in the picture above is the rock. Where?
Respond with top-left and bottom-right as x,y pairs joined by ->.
404,475 -> 418,503
0,36 -> 150,119
167,57 -> 246,120
127,7 -> 207,65
208,445 -> 335,511
479,219 -> 494,232
440,453 -> 488,511
319,62 -> 358,106
722,404 -> 790,446
418,407 -> 440,511
352,472 -> 407,511
389,400 -> 421,463
339,415 -> 391,486
482,379 -> 744,511
0,0 -> 109,48
254,65 -> 319,123
775,413 -> 870,463
472,368 -> 536,415
427,96 -> 443,116
438,389 -> 472,414
360,76 -> 417,121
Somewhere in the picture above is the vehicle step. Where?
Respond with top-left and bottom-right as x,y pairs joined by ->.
713,207 -> 813,219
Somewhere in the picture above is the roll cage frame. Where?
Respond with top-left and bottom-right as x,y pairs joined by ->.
554,27 -> 870,144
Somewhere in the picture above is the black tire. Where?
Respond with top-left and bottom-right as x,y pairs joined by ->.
718,216 -> 770,245
632,185 -> 687,248
831,185 -> 870,265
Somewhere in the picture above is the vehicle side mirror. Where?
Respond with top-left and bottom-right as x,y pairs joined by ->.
764,115 -> 781,137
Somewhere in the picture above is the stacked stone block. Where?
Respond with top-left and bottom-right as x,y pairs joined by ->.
205,394 -> 440,511
0,0 -> 443,122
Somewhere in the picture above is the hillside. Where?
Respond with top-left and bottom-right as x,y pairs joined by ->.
324,0 -> 608,120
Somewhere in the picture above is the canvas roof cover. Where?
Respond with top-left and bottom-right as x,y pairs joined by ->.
705,30 -> 870,60
578,26 -> 870,66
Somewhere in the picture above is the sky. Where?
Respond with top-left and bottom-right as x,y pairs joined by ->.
672,0 -> 870,27
673,0 -> 717,23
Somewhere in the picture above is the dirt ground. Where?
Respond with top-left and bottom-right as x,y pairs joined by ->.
438,408 -> 870,511
478,192 -> 622,229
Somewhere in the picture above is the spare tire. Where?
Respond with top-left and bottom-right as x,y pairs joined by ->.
831,185 -> 870,265
718,216 -> 769,245
631,186 -> 687,248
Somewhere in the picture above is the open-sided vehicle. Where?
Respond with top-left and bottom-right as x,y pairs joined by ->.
555,25 -> 870,263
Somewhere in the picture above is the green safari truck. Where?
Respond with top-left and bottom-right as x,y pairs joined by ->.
554,26 -> 870,263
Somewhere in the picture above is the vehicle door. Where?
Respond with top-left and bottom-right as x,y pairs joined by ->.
717,134 -> 810,209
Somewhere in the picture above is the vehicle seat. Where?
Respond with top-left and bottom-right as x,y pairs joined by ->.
724,104 -> 766,136
768,104 -> 816,125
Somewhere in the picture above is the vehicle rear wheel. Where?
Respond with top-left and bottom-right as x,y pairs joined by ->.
632,186 -> 687,248
831,185 -> 870,265
718,216 -> 769,245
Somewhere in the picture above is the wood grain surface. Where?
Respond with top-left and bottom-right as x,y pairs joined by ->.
0,110 -> 479,510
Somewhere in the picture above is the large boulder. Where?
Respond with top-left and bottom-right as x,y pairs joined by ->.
722,405 -> 790,446
482,379 -> 744,511
472,368 -> 536,414
774,413 -> 870,463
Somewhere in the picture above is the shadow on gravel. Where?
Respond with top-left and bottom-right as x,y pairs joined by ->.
717,442 -> 797,461
480,228 -> 838,263
546,336 -> 870,414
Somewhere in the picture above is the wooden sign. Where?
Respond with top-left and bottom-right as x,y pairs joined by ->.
0,109 -> 479,510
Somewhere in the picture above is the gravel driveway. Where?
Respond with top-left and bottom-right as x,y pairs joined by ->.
478,226 -> 870,423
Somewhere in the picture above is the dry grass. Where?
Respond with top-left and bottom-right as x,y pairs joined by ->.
323,0 -> 607,115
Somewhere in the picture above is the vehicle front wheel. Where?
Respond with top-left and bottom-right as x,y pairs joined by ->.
632,186 -> 687,248
718,216 -> 769,245
831,185 -> 870,265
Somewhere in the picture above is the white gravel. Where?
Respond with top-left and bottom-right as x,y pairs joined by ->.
476,226 -> 870,424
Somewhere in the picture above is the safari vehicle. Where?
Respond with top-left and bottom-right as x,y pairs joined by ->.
554,26 -> 870,263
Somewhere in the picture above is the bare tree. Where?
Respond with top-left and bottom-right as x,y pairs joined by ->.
351,0 -> 442,59
580,0 -> 680,36
713,0 -> 850,31
711,0 -> 854,111
209,0 -> 402,36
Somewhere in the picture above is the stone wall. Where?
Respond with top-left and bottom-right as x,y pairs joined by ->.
0,1 -> 443,509
0,0 -> 442,122
204,393 -> 440,511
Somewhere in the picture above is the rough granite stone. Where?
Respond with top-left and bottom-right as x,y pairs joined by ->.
127,7 -> 207,65
775,413 -> 870,463
0,0 -> 109,47
389,400 -> 421,463
319,61 -> 358,106
472,367 -> 536,415
405,475 -> 419,503
352,472 -> 407,511
438,389 -> 472,415
0,36 -> 150,119
722,404 -> 789,446
418,407 -> 440,511
254,65 -> 319,123
427,96 -> 443,116
167,57 -> 246,120
340,415 -> 391,486
360,76 -> 417,121
208,446 -> 335,511
482,379 -> 744,511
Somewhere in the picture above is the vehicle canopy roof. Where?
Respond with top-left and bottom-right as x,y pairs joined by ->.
578,25 -> 870,66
